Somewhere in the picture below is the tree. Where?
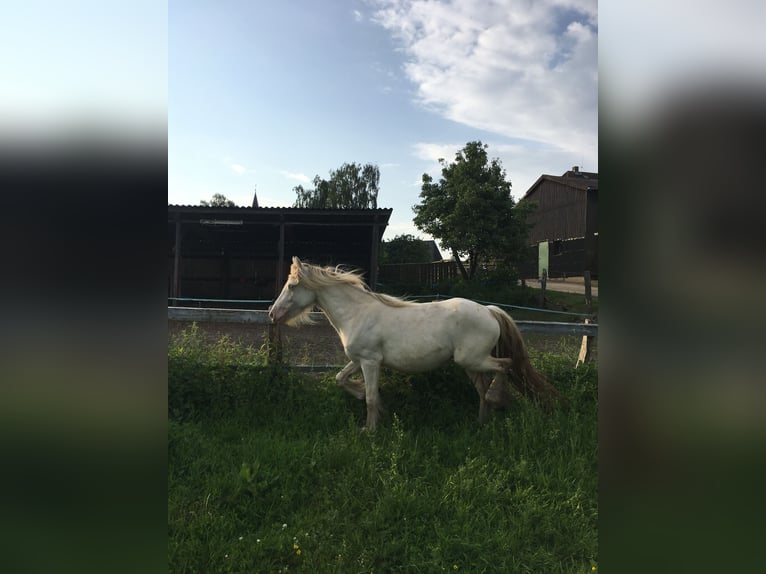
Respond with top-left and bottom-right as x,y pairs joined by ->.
293,162 -> 379,209
200,193 -> 237,207
413,141 -> 532,280
379,234 -> 433,265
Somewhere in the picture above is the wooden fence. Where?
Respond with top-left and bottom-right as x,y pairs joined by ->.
378,261 -> 459,286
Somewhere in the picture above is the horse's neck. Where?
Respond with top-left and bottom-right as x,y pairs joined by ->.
315,284 -> 375,333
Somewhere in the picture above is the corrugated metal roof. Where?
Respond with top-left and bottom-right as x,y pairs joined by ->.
168,205 -> 392,212
168,205 -> 394,228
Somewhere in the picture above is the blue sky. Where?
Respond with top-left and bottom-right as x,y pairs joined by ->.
169,0 -> 599,240
0,0 -> 166,130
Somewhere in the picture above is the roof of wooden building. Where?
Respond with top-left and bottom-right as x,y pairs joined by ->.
522,167 -> 598,199
169,204 -> 392,223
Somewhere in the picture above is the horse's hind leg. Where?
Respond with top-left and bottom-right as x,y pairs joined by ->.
335,361 -> 365,400
360,360 -> 382,430
468,370 -> 492,423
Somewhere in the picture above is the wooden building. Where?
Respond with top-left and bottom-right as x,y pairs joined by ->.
168,205 -> 392,307
520,167 -> 598,278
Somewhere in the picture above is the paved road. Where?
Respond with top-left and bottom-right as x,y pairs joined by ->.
523,277 -> 598,297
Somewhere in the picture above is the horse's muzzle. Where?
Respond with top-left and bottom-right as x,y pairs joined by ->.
268,304 -> 282,324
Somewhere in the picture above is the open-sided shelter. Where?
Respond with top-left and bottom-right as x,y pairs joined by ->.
168,205 -> 392,308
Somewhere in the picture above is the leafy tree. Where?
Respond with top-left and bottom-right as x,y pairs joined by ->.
380,234 -> 433,264
293,162 -> 379,209
413,141 -> 532,280
200,193 -> 237,207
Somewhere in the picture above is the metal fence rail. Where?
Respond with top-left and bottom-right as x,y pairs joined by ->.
168,307 -> 598,337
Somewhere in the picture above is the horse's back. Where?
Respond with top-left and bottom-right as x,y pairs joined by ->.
390,297 -> 498,335
436,297 -> 500,328
349,297 -> 500,372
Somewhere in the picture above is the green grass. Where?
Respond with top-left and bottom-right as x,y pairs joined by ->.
169,327 -> 598,573
519,288 -> 598,320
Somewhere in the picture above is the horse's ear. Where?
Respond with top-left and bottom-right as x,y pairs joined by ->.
292,256 -> 302,268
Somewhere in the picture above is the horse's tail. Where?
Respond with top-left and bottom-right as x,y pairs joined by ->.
487,305 -> 561,407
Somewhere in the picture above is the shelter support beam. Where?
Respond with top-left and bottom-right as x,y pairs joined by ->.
172,218 -> 182,302
369,222 -> 380,291
276,219 -> 285,298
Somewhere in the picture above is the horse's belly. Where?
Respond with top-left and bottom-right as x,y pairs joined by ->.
380,339 -> 453,373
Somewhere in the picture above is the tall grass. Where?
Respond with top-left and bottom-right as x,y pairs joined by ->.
169,325 -> 598,573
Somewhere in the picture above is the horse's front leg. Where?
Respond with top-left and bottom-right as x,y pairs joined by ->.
335,361 -> 365,400
467,370 -> 492,424
360,360 -> 382,430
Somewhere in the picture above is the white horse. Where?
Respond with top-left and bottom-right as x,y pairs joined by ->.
269,257 -> 559,429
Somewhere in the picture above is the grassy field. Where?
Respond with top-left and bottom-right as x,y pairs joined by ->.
168,327 -> 598,573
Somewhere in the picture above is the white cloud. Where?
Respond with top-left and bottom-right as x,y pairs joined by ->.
281,171 -> 311,184
353,9 -> 363,22
229,163 -> 247,175
370,0 -> 597,159
412,142 -> 461,163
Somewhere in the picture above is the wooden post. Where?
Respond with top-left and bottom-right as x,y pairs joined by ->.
577,270 -> 594,367
539,268 -> 547,308
222,249 -> 229,301
267,322 -> 283,365
369,220 -> 380,291
275,219 -> 285,297
172,217 -> 182,304
576,318 -> 594,367
268,219 -> 286,365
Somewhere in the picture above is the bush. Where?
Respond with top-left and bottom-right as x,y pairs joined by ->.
169,323 -> 275,421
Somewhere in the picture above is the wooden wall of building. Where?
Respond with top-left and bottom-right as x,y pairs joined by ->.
525,180 -> 589,244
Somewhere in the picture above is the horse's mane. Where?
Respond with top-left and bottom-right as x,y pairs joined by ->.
291,260 -> 415,308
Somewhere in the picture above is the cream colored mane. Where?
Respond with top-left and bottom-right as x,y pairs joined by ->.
290,260 -> 415,308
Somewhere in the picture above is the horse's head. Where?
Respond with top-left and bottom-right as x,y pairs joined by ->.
268,257 -> 317,324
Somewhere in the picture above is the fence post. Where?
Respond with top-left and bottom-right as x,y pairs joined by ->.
172,217 -> 182,304
577,270 -> 594,367
576,318 -> 594,367
268,322 -> 283,364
